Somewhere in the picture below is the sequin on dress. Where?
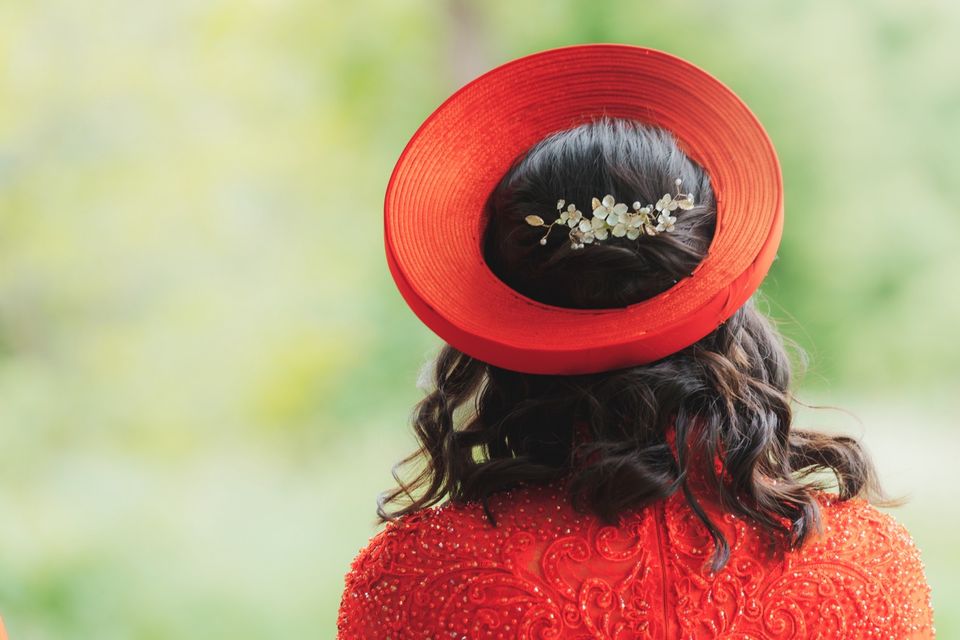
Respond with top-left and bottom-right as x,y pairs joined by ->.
336,466 -> 934,639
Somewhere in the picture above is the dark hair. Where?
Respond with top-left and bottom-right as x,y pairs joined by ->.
376,116 -> 893,571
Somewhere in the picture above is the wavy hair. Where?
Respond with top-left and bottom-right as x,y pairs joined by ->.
376,116 -> 893,571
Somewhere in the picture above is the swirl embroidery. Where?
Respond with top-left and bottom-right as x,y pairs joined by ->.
338,480 -> 934,639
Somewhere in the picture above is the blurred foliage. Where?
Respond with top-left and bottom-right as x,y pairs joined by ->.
0,0 -> 957,637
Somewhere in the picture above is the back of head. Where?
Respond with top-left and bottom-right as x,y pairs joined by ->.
379,116 -> 885,571
483,116 -> 714,308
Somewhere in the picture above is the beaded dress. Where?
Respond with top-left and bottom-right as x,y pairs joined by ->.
337,425 -> 934,639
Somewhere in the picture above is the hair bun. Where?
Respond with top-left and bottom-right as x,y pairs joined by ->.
483,118 -> 715,309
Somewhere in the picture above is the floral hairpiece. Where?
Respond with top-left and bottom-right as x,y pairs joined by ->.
524,178 -> 696,250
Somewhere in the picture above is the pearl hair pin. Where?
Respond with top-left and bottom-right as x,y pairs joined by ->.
524,177 -> 696,250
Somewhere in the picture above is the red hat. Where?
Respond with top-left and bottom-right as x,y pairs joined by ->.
384,43 -> 783,375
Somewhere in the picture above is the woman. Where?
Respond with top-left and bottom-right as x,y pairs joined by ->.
337,45 -> 934,639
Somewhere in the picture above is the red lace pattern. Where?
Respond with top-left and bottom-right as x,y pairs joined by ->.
337,480 -> 934,639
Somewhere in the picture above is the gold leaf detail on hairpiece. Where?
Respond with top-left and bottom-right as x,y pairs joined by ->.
528,177 -> 695,250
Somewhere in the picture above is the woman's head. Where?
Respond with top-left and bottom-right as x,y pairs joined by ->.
483,116 -> 715,308
378,116 -> 887,571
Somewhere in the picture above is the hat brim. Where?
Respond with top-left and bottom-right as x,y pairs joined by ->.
385,43 -> 783,375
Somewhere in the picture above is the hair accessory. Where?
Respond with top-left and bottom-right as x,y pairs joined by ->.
384,44 -> 783,375
524,178 -> 696,249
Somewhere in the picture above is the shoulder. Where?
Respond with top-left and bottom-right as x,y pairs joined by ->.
338,483 -> 555,584
335,500 -> 493,639
340,507 -> 442,586
336,506 -> 446,637
812,493 -> 927,564
798,493 -> 935,637
336,483 -> 573,639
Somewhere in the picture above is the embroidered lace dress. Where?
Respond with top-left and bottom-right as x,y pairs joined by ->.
337,430 -> 935,639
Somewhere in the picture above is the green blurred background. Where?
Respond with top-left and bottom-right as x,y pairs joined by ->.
0,0 -> 957,637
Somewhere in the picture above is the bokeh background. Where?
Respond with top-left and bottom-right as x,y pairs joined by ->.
1,0 -> 958,637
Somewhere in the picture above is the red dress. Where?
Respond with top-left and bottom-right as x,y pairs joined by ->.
337,469 -> 934,638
